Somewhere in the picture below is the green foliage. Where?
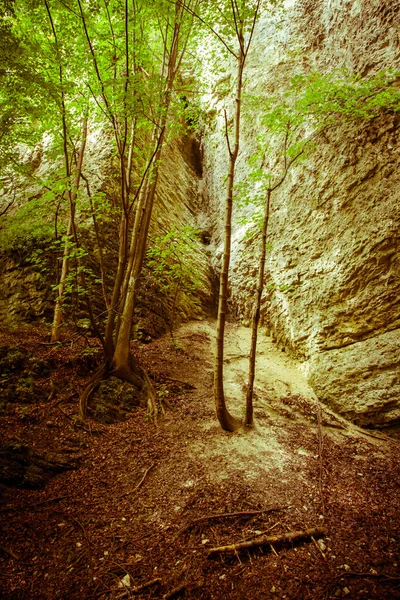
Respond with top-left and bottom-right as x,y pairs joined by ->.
146,225 -> 202,297
291,69 -> 400,123
238,67 -> 400,216
0,196 -> 55,256
145,225 -> 203,335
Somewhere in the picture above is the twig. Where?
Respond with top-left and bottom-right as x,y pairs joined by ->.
0,494 -> 69,513
162,377 -> 196,390
163,583 -> 186,600
176,506 -> 286,538
50,393 -> 76,408
315,398 -> 326,518
207,527 -> 326,557
360,430 -> 392,442
120,463 -> 156,498
270,544 -> 278,557
59,406 -> 75,422
311,535 -> 326,560
224,353 -> 248,361
0,545 -> 20,560
132,578 -> 161,593
334,571 -> 400,581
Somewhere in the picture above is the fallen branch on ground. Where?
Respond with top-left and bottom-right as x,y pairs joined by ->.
311,535 -> 326,560
132,578 -> 161,594
334,571 -> 400,581
163,583 -> 186,599
0,494 -> 70,513
360,430 -> 391,442
162,376 -> 196,390
175,506 -> 286,539
120,463 -> 156,498
0,545 -> 20,560
207,527 -> 326,557
224,353 -> 248,362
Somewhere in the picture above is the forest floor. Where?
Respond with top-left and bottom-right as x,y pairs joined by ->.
0,320 -> 400,600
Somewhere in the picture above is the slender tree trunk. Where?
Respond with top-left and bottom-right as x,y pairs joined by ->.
82,173 -> 110,312
245,188 -> 271,426
51,117 -> 88,342
113,139 -> 165,372
51,218 -> 73,342
213,43 -> 245,432
78,0 -> 192,418
112,27 -> 178,372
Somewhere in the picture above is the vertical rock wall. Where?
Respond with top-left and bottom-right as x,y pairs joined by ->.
0,129 -> 213,335
203,0 -> 400,428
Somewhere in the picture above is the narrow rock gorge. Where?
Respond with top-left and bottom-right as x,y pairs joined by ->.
1,1 -> 400,598
1,0 -> 399,431
201,0 -> 400,430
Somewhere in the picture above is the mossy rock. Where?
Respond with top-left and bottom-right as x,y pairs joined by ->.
0,347 -> 26,375
0,441 -> 79,489
89,376 -> 145,423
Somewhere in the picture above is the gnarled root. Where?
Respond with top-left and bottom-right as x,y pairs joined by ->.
142,370 -> 159,425
79,365 -> 107,421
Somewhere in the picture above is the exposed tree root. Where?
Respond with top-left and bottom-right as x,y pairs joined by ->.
113,362 -> 144,389
119,463 -> 156,498
175,506 -> 286,539
79,358 -> 154,422
216,406 -> 242,432
142,370 -> 159,423
79,365 -> 107,420
163,583 -> 186,600
207,527 -> 326,557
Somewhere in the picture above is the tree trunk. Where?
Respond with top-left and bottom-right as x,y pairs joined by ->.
245,188 -> 271,426
78,0 -> 191,418
112,140 -> 164,372
213,42 -> 245,432
50,117 -> 88,342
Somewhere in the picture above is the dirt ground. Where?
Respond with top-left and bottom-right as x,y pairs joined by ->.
1,320 -> 399,599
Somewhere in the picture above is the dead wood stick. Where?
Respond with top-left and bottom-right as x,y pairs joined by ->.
270,544 -> 279,557
120,463 -> 156,498
334,571 -> 400,581
163,583 -> 186,599
360,430 -> 391,442
208,527 -> 326,557
162,376 -> 196,389
0,494 -> 70,513
132,577 -> 161,593
177,506 -> 286,538
51,393 -> 76,408
315,400 -> 326,518
0,545 -> 20,560
311,535 -> 326,560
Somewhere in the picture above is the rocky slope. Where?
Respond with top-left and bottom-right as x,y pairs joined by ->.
0,129 -> 213,336
202,0 -> 400,428
0,0 -> 398,430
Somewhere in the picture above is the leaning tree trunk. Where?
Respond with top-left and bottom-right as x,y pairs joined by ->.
213,43 -> 245,433
78,0 -> 192,420
51,117 -> 88,342
112,137 -> 164,375
245,188 -> 271,426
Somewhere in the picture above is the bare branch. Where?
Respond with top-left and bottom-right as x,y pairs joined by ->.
224,108 -> 233,157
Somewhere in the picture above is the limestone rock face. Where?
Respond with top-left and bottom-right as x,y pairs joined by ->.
203,0 -> 400,428
0,130 -> 212,336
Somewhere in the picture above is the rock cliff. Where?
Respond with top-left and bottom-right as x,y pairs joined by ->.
0,130 -> 213,337
202,0 -> 400,428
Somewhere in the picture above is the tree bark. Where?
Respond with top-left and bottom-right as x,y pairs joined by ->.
51,116 -> 88,342
214,38 -> 245,432
245,188 -> 271,426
